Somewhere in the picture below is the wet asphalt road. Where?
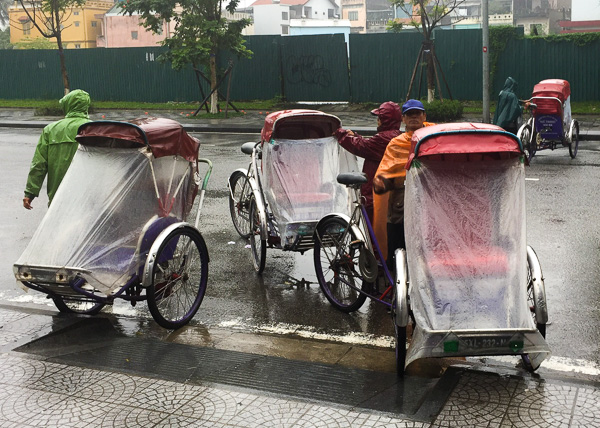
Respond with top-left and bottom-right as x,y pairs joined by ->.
2,128 -> 600,369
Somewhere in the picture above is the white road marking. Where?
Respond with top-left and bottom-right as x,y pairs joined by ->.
525,178 -> 540,181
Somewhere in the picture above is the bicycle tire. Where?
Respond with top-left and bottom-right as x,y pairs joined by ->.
314,217 -> 367,313
228,170 -> 252,239
147,226 -> 208,329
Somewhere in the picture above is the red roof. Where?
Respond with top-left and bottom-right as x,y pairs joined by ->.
558,20 -> 600,28
251,0 -> 308,5
407,122 -> 522,168
76,118 -> 200,162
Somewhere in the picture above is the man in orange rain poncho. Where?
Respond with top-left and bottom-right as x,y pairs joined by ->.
373,99 -> 435,267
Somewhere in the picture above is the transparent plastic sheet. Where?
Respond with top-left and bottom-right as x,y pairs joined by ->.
261,137 -> 358,242
15,146 -> 194,294
405,157 -> 532,332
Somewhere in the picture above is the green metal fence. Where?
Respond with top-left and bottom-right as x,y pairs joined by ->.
0,32 -> 599,102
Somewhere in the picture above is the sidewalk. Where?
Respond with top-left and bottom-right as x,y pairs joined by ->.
1,304 -> 599,427
2,107 -> 600,140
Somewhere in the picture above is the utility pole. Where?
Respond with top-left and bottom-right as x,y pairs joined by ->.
482,0 -> 490,123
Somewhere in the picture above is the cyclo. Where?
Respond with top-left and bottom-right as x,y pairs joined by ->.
228,110 -> 358,273
14,118 -> 212,329
315,123 -> 550,375
517,78 -> 579,161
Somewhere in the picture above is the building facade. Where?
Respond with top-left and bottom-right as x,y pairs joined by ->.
251,0 -> 341,35
97,4 -> 170,48
9,0 -> 113,48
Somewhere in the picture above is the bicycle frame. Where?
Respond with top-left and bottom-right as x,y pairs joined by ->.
326,186 -> 396,307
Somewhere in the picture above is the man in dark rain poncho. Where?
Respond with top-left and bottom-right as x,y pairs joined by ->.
334,101 -> 402,223
493,77 -> 529,134
22,89 -> 91,209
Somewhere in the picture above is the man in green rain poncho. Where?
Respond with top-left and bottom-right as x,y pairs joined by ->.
22,89 -> 91,209
493,77 -> 529,135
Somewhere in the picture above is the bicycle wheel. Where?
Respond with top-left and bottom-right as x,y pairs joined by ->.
525,257 -> 546,338
518,124 -> 535,163
249,196 -> 266,274
522,254 -> 547,372
228,171 -> 252,239
568,120 -> 579,159
53,295 -> 105,315
395,323 -> 407,376
314,217 -> 367,312
147,226 -> 208,329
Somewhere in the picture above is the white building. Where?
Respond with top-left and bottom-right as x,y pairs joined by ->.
251,0 -> 344,35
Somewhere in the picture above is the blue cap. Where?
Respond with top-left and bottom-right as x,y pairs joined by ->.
402,99 -> 425,114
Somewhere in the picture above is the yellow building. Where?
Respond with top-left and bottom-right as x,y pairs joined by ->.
9,0 -> 114,48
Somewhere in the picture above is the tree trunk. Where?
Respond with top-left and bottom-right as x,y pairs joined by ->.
209,54 -> 218,114
424,40 -> 435,103
56,31 -> 70,95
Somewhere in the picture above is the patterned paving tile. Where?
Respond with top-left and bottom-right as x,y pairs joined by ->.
93,406 -> 173,428
509,379 -> 578,415
572,386 -> 600,418
431,397 -> 506,427
0,386 -> 110,427
77,371 -> 206,414
226,395 -> 312,427
179,386 -> 257,423
502,405 -> 572,427
447,372 -> 518,406
0,309 -> 30,324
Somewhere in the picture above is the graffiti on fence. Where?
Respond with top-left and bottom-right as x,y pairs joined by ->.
285,55 -> 332,87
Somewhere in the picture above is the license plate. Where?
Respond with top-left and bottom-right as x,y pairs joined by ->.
459,335 -> 513,349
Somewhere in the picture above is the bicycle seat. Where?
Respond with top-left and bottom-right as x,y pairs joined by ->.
337,172 -> 367,187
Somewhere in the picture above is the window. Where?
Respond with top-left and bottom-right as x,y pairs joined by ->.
74,21 -> 80,27
131,31 -> 138,40
91,21 -> 97,27
74,11 -> 79,15
282,25 -> 289,34
282,11 -> 288,20
348,11 -> 358,20
75,44 -> 81,48
23,22 -> 31,35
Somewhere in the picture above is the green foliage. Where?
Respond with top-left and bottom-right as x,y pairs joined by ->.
0,27 -> 12,49
121,0 -> 252,72
14,37 -> 57,49
387,21 -> 403,33
489,26 -> 521,85
528,32 -> 600,47
422,99 -> 463,122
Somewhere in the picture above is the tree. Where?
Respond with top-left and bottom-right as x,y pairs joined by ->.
16,0 -> 86,94
0,28 -> 12,49
1,0 -> 10,27
122,0 -> 252,114
389,0 -> 465,101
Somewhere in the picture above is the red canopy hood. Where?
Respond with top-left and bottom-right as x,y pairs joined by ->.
260,109 -> 341,142
76,117 -> 200,162
532,79 -> 570,102
407,122 -> 523,168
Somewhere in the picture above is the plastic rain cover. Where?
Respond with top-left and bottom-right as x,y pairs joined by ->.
261,136 -> 358,244
15,145 -> 194,294
405,156 -> 539,360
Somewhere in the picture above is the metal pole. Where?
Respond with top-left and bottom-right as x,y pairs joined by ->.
482,0 -> 490,123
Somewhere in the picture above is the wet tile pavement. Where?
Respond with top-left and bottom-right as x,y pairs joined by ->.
1,305 -> 599,427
